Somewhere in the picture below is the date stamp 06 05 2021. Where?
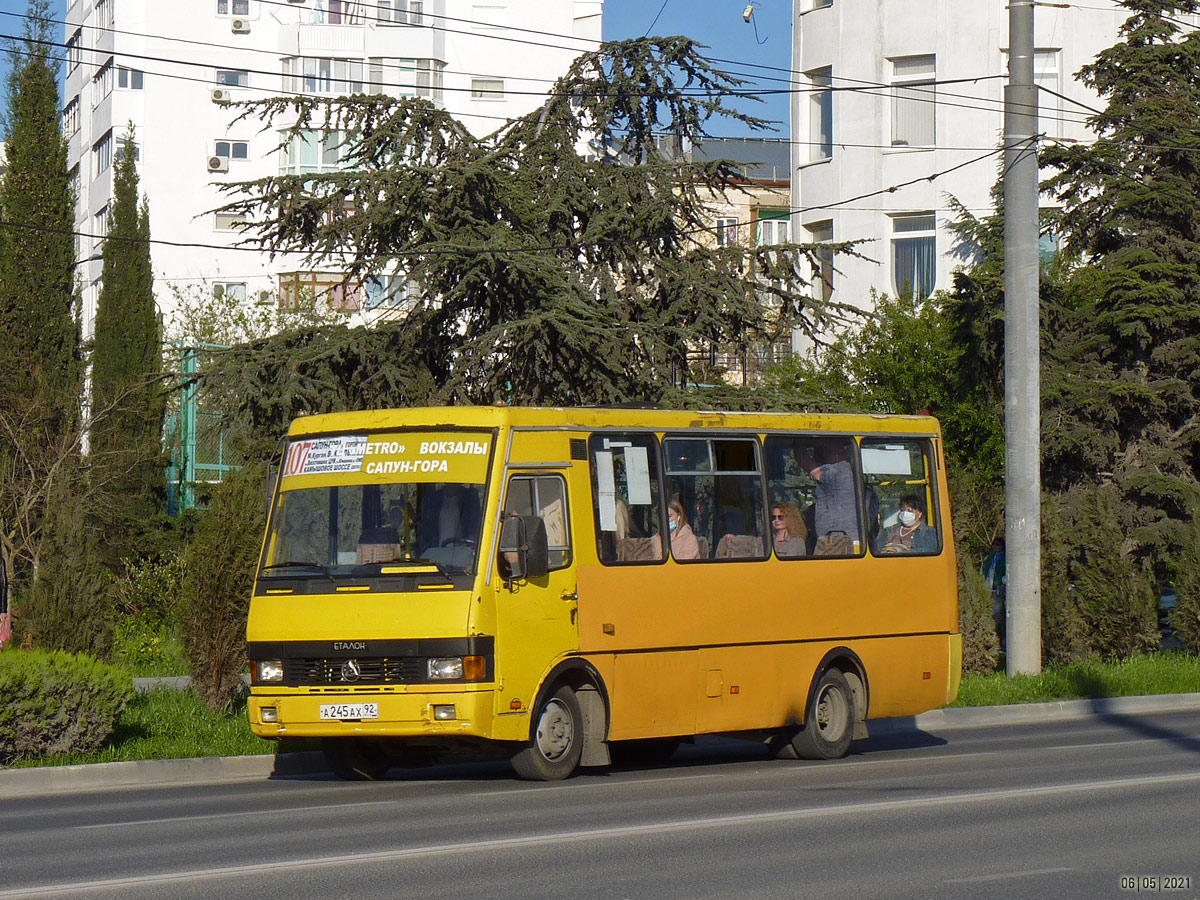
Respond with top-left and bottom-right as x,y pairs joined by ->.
1120,876 -> 1193,893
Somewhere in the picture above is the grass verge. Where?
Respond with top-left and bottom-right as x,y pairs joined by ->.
8,688 -> 276,769
952,651 -> 1200,707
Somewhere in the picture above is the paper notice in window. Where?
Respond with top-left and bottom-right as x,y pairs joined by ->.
596,450 -> 617,531
624,446 -> 651,506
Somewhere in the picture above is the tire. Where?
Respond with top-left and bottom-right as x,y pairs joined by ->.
322,737 -> 393,781
791,668 -> 854,761
511,685 -> 584,781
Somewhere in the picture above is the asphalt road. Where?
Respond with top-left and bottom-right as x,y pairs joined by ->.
2,710 -> 1199,900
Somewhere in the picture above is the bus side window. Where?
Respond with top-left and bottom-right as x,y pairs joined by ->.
503,475 -> 572,569
764,435 -> 863,558
589,433 -> 664,565
861,438 -> 941,556
664,436 -> 766,562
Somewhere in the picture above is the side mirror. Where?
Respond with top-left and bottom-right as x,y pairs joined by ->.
498,515 -> 549,582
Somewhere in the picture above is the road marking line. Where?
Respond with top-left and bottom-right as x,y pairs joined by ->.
947,867 -> 1075,884
9,770 -> 1199,898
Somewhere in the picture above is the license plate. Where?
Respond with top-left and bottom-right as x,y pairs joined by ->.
319,702 -> 379,720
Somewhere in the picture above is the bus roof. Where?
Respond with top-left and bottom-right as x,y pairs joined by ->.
287,407 -> 942,438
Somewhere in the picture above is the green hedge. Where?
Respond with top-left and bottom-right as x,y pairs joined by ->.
0,649 -> 134,764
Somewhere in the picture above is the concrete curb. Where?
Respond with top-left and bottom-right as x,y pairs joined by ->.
0,751 -> 327,799
869,691 -> 1200,734
3,693 -> 1199,798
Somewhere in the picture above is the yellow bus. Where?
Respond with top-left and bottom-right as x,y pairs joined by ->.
247,407 -> 960,780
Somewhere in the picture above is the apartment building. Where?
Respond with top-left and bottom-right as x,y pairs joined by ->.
63,0 -> 603,340
789,0 -> 1133,312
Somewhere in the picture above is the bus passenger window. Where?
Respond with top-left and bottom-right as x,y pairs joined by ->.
764,435 -> 863,558
503,475 -> 572,569
589,433 -> 664,565
861,438 -> 941,556
664,436 -> 766,562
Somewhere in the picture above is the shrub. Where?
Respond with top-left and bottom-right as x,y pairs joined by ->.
179,462 -> 267,712
1042,485 -> 1159,662
1168,518 -> 1200,655
0,648 -> 134,763
957,549 -> 999,675
110,551 -> 188,675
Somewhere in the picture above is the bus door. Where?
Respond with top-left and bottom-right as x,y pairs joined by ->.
494,470 -> 580,713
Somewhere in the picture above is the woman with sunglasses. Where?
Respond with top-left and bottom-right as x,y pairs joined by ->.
771,502 -> 807,558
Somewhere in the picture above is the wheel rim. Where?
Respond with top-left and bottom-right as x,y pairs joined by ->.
534,698 -> 575,761
814,684 -> 850,742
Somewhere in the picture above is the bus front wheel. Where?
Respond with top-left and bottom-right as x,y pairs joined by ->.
791,668 -> 854,760
511,685 -> 584,781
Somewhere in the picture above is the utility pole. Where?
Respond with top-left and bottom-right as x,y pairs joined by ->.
1003,0 -> 1042,674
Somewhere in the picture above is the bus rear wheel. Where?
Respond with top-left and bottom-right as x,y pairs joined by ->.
511,685 -> 583,781
791,668 -> 854,760
322,737 -> 392,781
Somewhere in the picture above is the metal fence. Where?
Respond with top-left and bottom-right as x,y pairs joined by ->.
165,343 -> 241,512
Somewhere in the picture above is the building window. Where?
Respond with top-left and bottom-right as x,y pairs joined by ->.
92,131 -> 113,176
808,67 -> 832,162
416,59 -> 444,101
364,274 -> 410,310
67,29 -> 82,73
216,69 -> 250,87
214,212 -> 249,231
715,217 -> 739,247
1034,49 -> 1061,137
117,139 -> 139,163
312,0 -> 365,24
378,0 -> 423,25
283,57 -> 364,95
214,140 -> 249,161
96,0 -> 113,27
891,213 -> 936,299
216,0 -> 250,15
63,98 -> 80,138
757,210 -> 790,245
117,67 -> 144,90
807,220 -> 834,304
93,205 -> 109,247
92,59 -> 115,107
890,55 -> 935,147
278,130 -> 347,175
213,282 -> 248,303
68,165 -> 80,206
277,272 -> 359,310
471,78 -> 504,100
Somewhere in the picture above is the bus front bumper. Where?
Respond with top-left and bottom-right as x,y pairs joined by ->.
248,687 -> 496,740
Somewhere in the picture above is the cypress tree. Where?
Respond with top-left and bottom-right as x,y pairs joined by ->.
0,0 -> 80,428
90,127 -> 164,528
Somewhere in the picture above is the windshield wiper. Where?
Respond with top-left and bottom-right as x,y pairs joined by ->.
351,558 -> 455,582
260,561 -> 335,581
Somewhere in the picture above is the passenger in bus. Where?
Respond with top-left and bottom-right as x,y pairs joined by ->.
652,499 -> 700,560
771,503 -> 807,557
794,441 -> 861,555
614,500 -> 662,562
880,494 -> 937,554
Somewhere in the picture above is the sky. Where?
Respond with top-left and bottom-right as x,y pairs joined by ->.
0,0 -> 794,135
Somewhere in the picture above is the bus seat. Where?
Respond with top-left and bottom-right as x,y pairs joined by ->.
357,526 -> 400,564
715,535 -> 764,559
617,536 -> 660,562
695,535 -> 710,559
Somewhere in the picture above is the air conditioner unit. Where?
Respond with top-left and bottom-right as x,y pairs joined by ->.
208,155 -> 230,173
231,17 -> 250,33
211,88 -> 231,104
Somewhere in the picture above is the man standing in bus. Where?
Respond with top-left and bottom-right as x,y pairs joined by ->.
794,440 -> 861,555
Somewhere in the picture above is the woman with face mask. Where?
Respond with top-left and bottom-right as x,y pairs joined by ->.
880,493 -> 937,554
654,498 -> 700,560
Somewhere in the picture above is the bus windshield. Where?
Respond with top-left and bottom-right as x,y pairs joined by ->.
262,481 -> 485,576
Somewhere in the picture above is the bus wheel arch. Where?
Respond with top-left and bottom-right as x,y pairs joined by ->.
792,648 -> 869,761
512,661 -> 610,780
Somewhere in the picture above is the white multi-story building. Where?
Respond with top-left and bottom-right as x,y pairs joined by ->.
789,0 -> 1136,312
64,0 -> 603,340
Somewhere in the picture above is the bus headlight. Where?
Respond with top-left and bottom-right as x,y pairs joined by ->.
428,657 -> 464,680
256,660 -> 284,683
